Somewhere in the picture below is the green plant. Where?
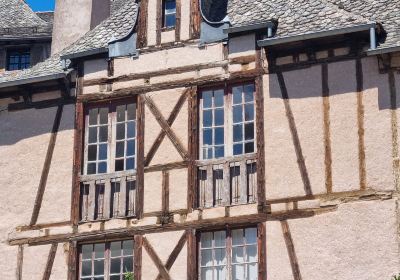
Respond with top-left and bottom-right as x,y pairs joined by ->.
392,274 -> 400,280
124,271 -> 134,280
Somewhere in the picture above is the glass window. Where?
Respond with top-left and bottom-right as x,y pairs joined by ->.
85,101 -> 137,175
199,83 -> 256,160
80,241 -> 134,280
6,49 -> 30,71
199,228 -> 258,280
163,0 -> 176,28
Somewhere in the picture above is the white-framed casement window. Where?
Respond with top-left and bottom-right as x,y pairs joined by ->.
199,227 -> 259,280
84,101 -> 137,175
199,82 -> 256,160
162,0 -> 176,28
79,240 -> 134,280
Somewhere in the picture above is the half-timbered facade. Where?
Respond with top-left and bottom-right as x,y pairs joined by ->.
1,0 -> 400,279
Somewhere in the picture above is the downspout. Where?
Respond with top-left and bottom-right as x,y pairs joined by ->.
370,26 -> 377,50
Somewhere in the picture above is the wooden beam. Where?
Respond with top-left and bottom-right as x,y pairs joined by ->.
137,0 -> 149,48
258,223 -> 267,280
144,95 -> 189,160
187,87 -> 198,211
67,241 -> 78,280
42,243 -> 58,280
281,220 -> 303,280
134,235 -> 143,280
186,229 -> 197,280
189,0 -> 200,39
30,105 -> 64,226
156,0 -> 162,46
175,0 -> 181,42
356,58 -> 367,190
322,63 -> 333,193
16,245 -> 23,280
142,237 -> 171,280
155,231 -> 187,280
161,170 -> 170,221
8,98 -> 74,111
136,95 -> 145,219
145,89 -> 189,166
71,102 -> 85,225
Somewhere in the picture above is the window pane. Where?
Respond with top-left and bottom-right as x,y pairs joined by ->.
246,245 -> 257,262
115,159 -> 124,171
123,257 -> 133,272
110,276 -> 120,280
98,162 -> 107,174
126,158 -> 135,170
117,124 -> 125,140
233,124 -> 243,142
88,145 -> 97,161
245,142 -> 254,154
94,243 -> 105,258
233,144 -> 243,156
215,146 -> 224,158
81,260 -> 92,276
248,263 -> 258,280
110,258 -> 121,274
201,249 -> 213,266
245,228 -> 257,243
232,229 -> 244,246
232,247 -> 244,263
116,142 -> 125,158
127,122 -> 136,138
126,140 -> 135,156
82,245 -> 92,260
201,232 -> 213,248
94,260 -> 104,275
202,91 -> 212,108
203,129 -> 212,146
98,144 -> 108,160
89,127 -> 97,143
216,267 -> 226,280
89,109 -> 97,125
215,248 -> 226,265
123,240 -> 134,256
165,14 -> 176,27
203,110 -> 212,127
233,106 -> 242,124
99,126 -> 108,142
165,0 -> 176,10
99,108 -> 108,124
233,86 -> 243,104
214,128 -> 224,145
214,89 -> 224,107
87,163 -> 96,175
111,242 -> 121,257
117,105 -> 126,122
244,104 -> 254,121
94,277 -> 104,280
232,264 -> 245,280
244,84 -> 255,102
127,104 -> 136,120
245,123 -> 254,140
214,109 -> 224,126
201,268 -> 213,280
214,231 -> 226,247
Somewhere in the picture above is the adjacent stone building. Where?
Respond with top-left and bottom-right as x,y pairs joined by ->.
0,0 -> 400,279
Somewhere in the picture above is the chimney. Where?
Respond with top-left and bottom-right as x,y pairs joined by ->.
51,0 -> 110,55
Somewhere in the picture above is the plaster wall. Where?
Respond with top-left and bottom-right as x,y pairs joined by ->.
147,0 -> 157,46
267,199 -> 400,279
180,0 -> 191,41
84,58 -> 108,80
229,34 -> 256,58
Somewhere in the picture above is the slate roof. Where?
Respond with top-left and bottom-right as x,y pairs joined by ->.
0,0 -> 52,40
0,0 -> 138,86
36,12 -> 54,24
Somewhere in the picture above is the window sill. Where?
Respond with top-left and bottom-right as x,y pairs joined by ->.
80,170 -> 137,182
161,27 -> 175,32
196,152 -> 257,166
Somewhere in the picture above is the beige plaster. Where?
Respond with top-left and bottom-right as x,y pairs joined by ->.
144,171 -> 162,213
147,0 -> 157,46
169,168 -> 188,211
84,59 -> 108,79
31,91 -> 62,102
49,244 -> 69,280
161,29 -> 175,44
180,0 -> 191,41
228,34 -> 256,58
328,60 -> 360,192
22,244 -> 50,279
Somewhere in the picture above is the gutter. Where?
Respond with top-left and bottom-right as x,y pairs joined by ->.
257,23 -> 376,47
60,47 -> 108,60
366,45 -> 400,56
0,73 -> 66,89
224,22 -> 275,34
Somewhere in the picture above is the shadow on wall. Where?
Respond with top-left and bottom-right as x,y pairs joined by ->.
268,57 -> 395,111
0,104 -> 74,147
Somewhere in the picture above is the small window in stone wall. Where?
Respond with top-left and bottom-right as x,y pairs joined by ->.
80,240 -> 134,280
162,0 -> 176,28
6,48 -> 30,71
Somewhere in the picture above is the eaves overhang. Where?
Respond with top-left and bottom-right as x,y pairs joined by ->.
60,47 -> 108,61
257,23 -> 376,47
0,72 -> 66,89
366,45 -> 400,56
224,22 -> 275,34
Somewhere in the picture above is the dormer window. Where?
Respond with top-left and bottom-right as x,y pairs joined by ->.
162,0 -> 176,28
6,48 -> 30,71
